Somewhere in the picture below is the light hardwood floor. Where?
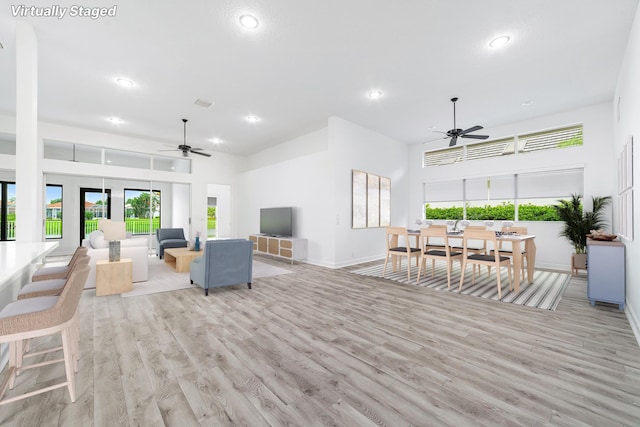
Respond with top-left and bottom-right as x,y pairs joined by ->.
1,258 -> 639,426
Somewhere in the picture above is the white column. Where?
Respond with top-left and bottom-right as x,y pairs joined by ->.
15,21 -> 42,242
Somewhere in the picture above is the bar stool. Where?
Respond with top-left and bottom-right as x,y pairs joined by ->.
20,256 -> 90,299
31,247 -> 88,282
0,266 -> 89,405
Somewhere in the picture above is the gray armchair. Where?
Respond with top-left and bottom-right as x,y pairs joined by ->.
156,228 -> 188,259
190,239 -> 253,296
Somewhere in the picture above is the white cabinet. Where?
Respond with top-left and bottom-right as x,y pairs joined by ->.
587,238 -> 625,310
249,235 -> 307,263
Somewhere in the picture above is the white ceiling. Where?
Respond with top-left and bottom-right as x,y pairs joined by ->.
0,0 -> 638,156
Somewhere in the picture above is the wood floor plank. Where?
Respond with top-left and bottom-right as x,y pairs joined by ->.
1,258 -> 640,425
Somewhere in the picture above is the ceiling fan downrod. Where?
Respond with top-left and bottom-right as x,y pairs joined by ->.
451,97 -> 458,131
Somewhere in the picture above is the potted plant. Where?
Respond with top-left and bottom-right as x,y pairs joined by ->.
553,194 -> 611,274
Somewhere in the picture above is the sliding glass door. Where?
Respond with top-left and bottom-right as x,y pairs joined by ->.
80,188 -> 111,243
124,188 -> 160,236
0,182 -> 16,241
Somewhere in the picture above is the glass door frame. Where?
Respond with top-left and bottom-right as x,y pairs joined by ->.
80,187 -> 111,244
0,181 -> 16,241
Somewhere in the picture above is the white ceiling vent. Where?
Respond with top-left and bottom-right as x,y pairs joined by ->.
194,98 -> 214,109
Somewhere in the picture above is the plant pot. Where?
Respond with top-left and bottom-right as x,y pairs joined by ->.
572,253 -> 587,275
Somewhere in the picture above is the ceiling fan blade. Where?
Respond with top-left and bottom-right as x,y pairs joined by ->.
449,135 -> 458,147
190,150 -> 212,157
422,135 -> 447,144
461,134 -> 489,140
459,125 -> 483,135
158,149 -> 180,152
190,147 -> 204,151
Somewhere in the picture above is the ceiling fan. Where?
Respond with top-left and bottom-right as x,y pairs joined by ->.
160,119 -> 211,157
428,97 -> 489,147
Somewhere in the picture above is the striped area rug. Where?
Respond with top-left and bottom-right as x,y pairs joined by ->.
350,263 -> 570,310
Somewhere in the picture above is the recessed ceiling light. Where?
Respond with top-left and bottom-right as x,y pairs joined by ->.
239,14 -> 259,29
522,100 -> 534,106
210,137 -> 223,144
115,78 -> 134,88
245,115 -> 260,123
368,90 -> 383,99
427,126 -> 436,130
489,35 -> 511,48
107,117 -> 124,125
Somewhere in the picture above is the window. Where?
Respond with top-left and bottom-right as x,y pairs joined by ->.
45,185 -> 63,239
466,138 -> 515,161
424,168 -> 582,221
519,126 -> 583,153
207,197 -> 217,238
43,140 -> 192,173
124,189 -> 160,235
424,179 -> 464,220
517,168 -> 583,221
465,176 -> 515,220
423,125 -> 583,166
80,188 -> 111,240
0,181 -> 16,241
352,170 -> 391,228
424,146 -> 463,167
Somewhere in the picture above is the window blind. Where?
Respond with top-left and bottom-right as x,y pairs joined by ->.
424,180 -> 462,203
518,168 -> 583,198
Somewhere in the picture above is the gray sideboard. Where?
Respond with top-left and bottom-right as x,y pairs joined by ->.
587,238 -> 625,310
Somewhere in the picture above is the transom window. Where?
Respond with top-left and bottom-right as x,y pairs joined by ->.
423,125 -> 583,167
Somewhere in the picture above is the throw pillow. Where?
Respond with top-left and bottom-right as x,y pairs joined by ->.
89,230 -> 109,249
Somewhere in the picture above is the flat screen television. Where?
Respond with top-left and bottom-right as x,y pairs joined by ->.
260,207 -> 293,237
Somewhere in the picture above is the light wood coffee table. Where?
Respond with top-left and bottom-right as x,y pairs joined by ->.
164,248 -> 204,273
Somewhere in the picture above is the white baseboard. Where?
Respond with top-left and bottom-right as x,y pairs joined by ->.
626,298 -> 640,347
303,254 -> 384,269
535,262 -> 571,272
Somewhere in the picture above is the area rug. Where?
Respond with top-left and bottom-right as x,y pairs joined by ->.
121,258 -> 293,297
350,263 -> 570,310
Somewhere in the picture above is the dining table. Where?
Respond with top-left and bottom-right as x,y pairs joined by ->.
407,229 -> 536,293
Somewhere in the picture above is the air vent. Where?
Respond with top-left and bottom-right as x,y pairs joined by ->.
194,98 -> 214,109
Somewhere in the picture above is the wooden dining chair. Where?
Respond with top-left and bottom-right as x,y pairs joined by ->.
459,229 -> 512,298
423,224 -> 448,251
383,227 -> 421,282
490,226 -> 528,280
450,225 -> 489,274
417,227 -> 463,287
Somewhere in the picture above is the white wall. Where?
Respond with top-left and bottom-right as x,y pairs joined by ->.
171,183 -> 190,238
237,118 -> 410,268
237,127 -> 335,265
409,102 -> 616,271
614,3 -> 640,343
329,117 -> 410,267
